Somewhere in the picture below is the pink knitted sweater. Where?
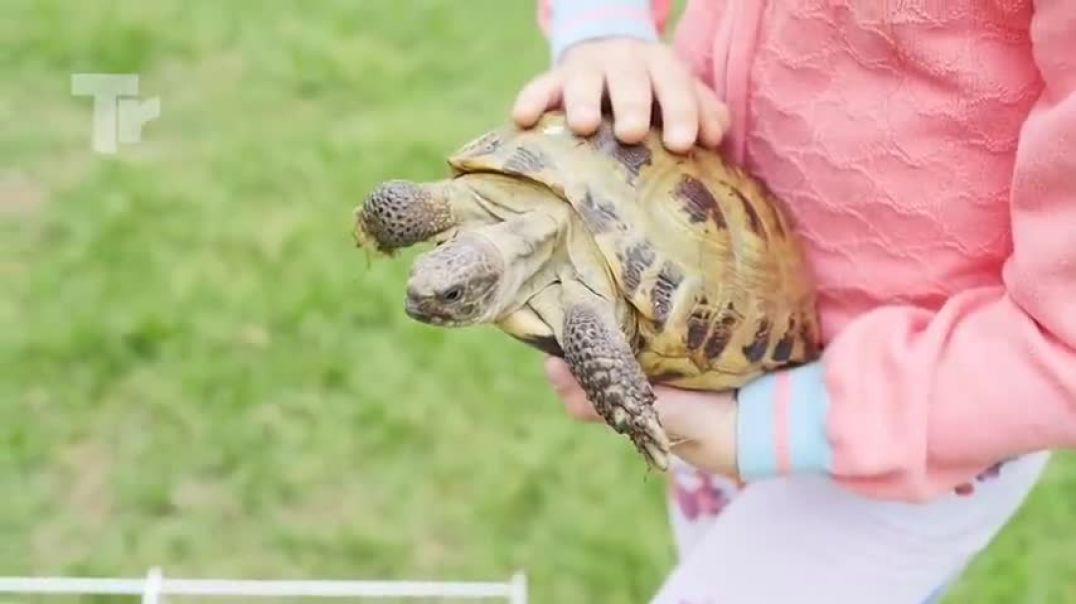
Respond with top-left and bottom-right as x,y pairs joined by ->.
540,0 -> 1076,501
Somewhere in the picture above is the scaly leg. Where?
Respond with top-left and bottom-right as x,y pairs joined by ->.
559,281 -> 671,470
355,180 -> 461,253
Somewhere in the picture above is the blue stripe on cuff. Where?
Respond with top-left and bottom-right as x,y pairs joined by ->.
548,0 -> 659,63
786,362 -> 833,473
736,361 -> 833,481
735,371 -> 779,479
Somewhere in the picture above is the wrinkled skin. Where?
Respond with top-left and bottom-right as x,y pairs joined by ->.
404,234 -> 504,327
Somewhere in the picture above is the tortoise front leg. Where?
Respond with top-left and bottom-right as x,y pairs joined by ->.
558,283 -> 672,470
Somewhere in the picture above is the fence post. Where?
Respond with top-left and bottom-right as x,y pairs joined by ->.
142,567 -> 163,604
509,571 -> 527,604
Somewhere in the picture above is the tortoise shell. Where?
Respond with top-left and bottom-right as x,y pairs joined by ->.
447,111 -> 821,390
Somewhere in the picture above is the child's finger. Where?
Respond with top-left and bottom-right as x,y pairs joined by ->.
647,53 -> 699,153
512,71 -> 563,127
562,64 -> 605,136
543,356 -> 602,422
695,82 -> 730,149
652,386 -> 738,475
604,58 -> 653,144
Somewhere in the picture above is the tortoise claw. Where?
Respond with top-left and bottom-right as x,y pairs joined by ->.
633,407 -> 672,471
644,441 -> 670,472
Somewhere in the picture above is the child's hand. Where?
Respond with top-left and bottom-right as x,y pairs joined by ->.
544,356 -> 739,477
512,38 -> 730,154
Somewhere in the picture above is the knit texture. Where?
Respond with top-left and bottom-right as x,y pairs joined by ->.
739,2 -> 1040,337
676,0 -> 1076,500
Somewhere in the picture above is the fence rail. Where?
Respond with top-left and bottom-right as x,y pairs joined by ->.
0,568 -> 527,603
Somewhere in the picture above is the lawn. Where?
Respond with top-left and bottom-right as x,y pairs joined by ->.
1,1 -> 1073,602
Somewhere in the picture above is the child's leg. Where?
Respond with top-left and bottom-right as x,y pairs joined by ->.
652,451 -> 1050,603
665,455 -> 744,558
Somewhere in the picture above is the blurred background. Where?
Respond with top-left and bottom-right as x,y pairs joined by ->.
1,1 -> 1073,602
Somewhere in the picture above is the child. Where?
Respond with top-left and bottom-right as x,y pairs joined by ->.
517,1 -> 1075,601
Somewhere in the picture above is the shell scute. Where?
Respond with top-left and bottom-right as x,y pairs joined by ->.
685,307 -> 710,351
674,174 -> 727,229
577,190 -> 628,234
649,261 -> 682,327
585,121 -> 653,179
704,314 -> 737,360
741,319 -> 773,364
454,130 -> 503,160
619,240 -> 658,294
503,146 -> 550,174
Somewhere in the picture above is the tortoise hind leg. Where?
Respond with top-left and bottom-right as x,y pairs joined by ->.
557,281 -> 672,470
355,180 -> 458,253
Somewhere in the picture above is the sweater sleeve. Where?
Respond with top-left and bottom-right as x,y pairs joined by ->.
735,1 -> 1076,502
537,0 -> 671,63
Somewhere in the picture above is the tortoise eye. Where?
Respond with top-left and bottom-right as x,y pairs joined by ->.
441,286 -> 463,302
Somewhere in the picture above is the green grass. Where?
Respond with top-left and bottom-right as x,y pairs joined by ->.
1,1 -> 1072,602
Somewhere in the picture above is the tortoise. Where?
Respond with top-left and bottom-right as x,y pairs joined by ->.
353,111 -> 821,471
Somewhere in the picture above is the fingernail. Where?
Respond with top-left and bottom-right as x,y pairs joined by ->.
616,120 -> 646,142
571,109 -> 601,131
666,129 -> 693,151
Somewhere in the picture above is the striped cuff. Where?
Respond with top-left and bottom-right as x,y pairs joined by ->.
735,361 -> 833,480
547,0 -> 660,64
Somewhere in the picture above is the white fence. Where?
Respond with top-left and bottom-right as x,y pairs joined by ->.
0,567 -> 527,603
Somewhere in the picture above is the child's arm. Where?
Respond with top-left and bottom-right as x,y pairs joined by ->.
735,0 -> 1076,501
514,0 -> 728,153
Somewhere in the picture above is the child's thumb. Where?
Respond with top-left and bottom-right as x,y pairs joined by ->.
652,386 -> 738,476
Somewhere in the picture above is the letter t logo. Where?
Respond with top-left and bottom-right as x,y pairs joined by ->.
71,73 -> 161,154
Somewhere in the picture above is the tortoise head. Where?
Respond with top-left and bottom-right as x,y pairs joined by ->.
405,233 -> 505,327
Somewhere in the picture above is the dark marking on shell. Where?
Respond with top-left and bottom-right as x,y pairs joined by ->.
800,317 -> 821,358
771,316 -> 797,363
686,308 -> 710,350
651,369 -> 688,383
772,337 -> 796,363
705,315 -> 737,359
577,191 -> 624,233
503,146 -> 548,173
675,175 -> 726,228
742,319 -> 772,363
587,122 -> 652,178
729,187 -> 764,237
620,241 -> 657,293
650,262 -> 683,325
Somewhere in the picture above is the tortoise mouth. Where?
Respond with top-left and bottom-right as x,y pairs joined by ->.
404,294 -> 473,327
